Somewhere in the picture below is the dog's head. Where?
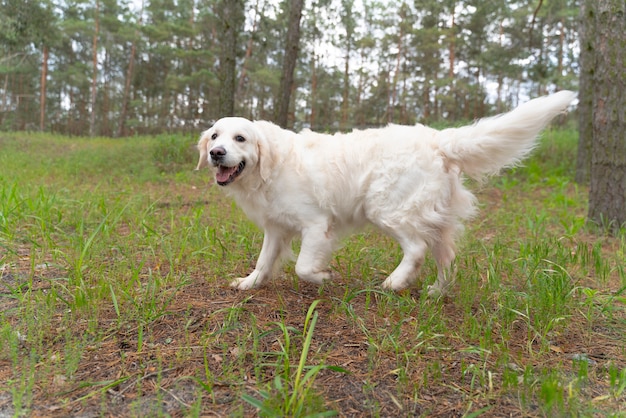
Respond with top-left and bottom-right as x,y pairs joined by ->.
196,117 -> 275,186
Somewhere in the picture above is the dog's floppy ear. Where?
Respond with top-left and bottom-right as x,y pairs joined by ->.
254,121 -> 276,182
195,130 -> 210,170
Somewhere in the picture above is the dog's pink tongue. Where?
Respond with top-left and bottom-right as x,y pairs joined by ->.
216,166 -> 236,183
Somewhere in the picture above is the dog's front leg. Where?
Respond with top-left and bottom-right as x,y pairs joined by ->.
230,228 -> 291,290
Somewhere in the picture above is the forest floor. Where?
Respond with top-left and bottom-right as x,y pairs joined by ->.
0,131 -> 625,417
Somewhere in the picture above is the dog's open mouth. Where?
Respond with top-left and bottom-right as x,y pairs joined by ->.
216,161 -> 245,186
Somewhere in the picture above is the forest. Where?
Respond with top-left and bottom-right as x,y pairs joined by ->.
2,2 -> 626,416
1,0 -> 578,136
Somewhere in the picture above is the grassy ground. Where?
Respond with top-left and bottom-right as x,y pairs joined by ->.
0,129 -> 624,417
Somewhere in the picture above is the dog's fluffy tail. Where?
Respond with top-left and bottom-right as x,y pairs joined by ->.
437,90 -> 576,181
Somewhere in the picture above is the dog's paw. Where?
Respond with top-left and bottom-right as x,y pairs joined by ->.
230,273 -> 263,290
426,284 -> 444,299
380,277 -> 409,291
426,281 -> 455,299
298,269 -> 333,285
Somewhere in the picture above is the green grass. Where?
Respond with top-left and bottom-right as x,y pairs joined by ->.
0,129 -> 625,417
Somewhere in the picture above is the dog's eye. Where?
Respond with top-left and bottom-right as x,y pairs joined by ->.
211,133 -> 218,140
235,135 -> 246,143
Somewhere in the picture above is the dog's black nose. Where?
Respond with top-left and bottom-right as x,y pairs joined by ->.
210,146 -> 226,160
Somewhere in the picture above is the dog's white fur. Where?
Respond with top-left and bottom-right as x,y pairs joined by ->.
196,91 -> 575,296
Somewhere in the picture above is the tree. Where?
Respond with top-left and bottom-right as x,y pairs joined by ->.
586,0 -> 626,231
117,1 -> 142,137
217,0 -> 245,116
340,0 -> 356,130
575,0 -> 593,184
89,0 -> 100,137
0,0 -> 57,130
274,0 -> 304,128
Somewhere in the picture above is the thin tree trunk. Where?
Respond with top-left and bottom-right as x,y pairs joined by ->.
529,0 -> 544,47
423,85 -> 430,121
187,2 -> 196,130
576,0 -> 593,184
448,3 -> 456,120
237,0 -> 262,96
275,0 -> 304,128
389,17 -> 403,124
449,6 -> 455,80
558,18 -> 564,82
102,50 -> 110,136
496,20 -> 504,112
39,45 -> 48,131
118,41 -> 136,137
310,53 -> 317,129
356,66 -> 364,126
434,72 -> 439,121
89,0 -> 100,137
1,74 -> 7,114
341,45 -> 350,130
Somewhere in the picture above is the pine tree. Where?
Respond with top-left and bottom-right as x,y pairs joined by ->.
217,0 -> 245,116
587,0 -> 626,232
275,0 -> 305,127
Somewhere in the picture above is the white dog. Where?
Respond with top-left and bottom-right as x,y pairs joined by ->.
196,91 -> 575,296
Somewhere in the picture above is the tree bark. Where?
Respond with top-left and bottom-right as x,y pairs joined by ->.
237,0 -> 263,97
39,45 -> 48,131
310,53 -> 317,129
448,2 -> 456,120
118,1 -> 143,137
448,5 -> 455,80
575,0 -> 593,184
89,0 -> 100,137
117,41 -> 136,137
341,36 -> 351,130
588,0 -> 626,232
389,8 -> 404,124
217,0 -> 245,116
275,0 -> 304,128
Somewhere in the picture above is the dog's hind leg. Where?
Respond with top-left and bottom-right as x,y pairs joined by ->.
295,224 -> 335,285
231,228 -> 292,290
427,226 -> 458,298
380,237 -> 428,291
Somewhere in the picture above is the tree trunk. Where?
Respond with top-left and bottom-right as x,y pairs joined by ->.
341,43 -> 351,130
237,0 -> 262,97
89,0 -> 100,137
422,85 -> 430,121
588,0 -> 626,232
102,50 -> 110,136
217,0 -> 244,116
496,19 -> 504,113
389,13 -> 403,124
275,0 -> 304,128
310,53 -> 317,129
1,74 -> 7,115
576,0 -> 593,184
448,6 -> 455,80
557,18 -> 564,80
39,45 -> 48,131
448,3 -> 456,120
117,41 -> 136,137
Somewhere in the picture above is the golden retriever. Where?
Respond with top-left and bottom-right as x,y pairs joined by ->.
196,91 -> 575,296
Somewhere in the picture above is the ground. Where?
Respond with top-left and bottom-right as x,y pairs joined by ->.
1,132 -> 625,417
